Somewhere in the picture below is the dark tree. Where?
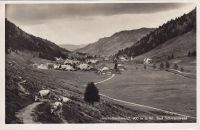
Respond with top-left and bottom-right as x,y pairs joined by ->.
188,51 -> 191,57
165,61 -> 170,69
144,64 -> 147,70
171,54 -> 174,59
191,50 -> 196,57
84,82 -> 100,106
153,64 -> 156,69
168,56 -> 171,60
160,62 -> 164,69
180,67 -> 184,72
173,64 -> 178,70
114,62 -> 118,70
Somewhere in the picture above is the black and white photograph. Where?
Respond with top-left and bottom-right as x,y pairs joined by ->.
4,1 -> 197,125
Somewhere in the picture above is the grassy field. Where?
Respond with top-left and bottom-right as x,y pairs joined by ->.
6,53 -> 196,123
97,62 -> 196,117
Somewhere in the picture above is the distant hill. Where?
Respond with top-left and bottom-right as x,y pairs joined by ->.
116,9 -> 196,61
6,19 -> 70,61
76,28 -> 154,56
60,44 -> 87,51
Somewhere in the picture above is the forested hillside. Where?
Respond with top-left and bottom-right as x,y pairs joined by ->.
6,19 -> 70,60
116,9 -> 196,59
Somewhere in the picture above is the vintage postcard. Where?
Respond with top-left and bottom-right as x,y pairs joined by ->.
1,0 -> 199,130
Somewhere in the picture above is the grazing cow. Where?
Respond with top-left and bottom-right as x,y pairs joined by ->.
50,101 -> 63,118
35,89 -> 51,101
57,96 -> 70,103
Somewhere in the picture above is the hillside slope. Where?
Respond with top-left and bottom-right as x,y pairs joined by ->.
77,28 -> 154,56
6,19 -> 70,60
134,30 -> 196,61
116,9 -> 196,60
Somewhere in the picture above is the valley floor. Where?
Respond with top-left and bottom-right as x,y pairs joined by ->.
5,54 -> 196,123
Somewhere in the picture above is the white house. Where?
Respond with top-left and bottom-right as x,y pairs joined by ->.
64,59 -> 80,65
78,63 -> 90,70
61,65 -> 75,71
119,56 -> 128,62
86,59 -> 99,64
144,58 -> 153,64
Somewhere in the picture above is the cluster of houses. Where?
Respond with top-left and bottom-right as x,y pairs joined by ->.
32,56 -> 127,75
32,58 -> 98,71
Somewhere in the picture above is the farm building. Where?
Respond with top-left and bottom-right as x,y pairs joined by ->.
119,56 -> 128,62
98,66 -> 112,75
61,65 -> 75,71
32,63 -> 52,70
117,64 -> 126,71
54,57 -> 63,61
77,63 -> 90,70
86,59 -> 99,64
144,58 -> 153,64
64,59 -> 80,65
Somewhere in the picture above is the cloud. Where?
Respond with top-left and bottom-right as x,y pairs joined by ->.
6,3 -> 193,25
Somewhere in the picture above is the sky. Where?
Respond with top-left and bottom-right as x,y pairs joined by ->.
6,3 -> 196,45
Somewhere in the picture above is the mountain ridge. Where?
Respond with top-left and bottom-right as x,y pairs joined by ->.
76,27 -> 154,56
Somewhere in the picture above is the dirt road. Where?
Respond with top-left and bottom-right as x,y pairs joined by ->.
15,102 -> 43,124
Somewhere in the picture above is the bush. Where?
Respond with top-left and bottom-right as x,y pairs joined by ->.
84,82 -> 100,106
173,64 -> 178,70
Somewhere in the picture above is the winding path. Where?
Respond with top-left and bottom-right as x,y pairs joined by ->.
15,102 -> 43,124
95,74 -> 115,85
15,80 -> 68,124
95,74 -> 196,119
15,80 -> 42,123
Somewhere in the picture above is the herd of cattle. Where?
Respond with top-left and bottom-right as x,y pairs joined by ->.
34,89 -> 70,118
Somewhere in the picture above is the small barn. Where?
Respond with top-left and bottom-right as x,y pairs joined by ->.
144,58 -> 153,64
